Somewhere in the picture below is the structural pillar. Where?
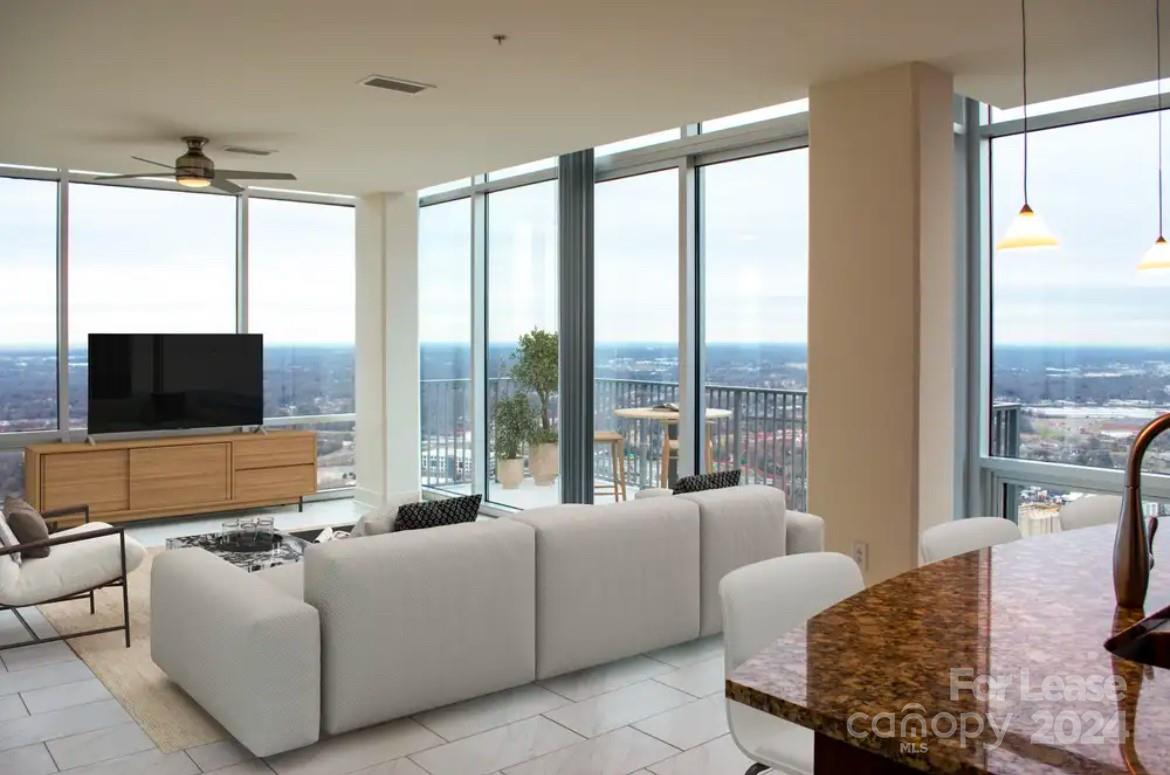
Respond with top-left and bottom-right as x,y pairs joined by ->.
807,62 -> 957,583
354,192 -> 420,506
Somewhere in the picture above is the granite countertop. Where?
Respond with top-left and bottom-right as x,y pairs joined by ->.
727,524 -> 1170,774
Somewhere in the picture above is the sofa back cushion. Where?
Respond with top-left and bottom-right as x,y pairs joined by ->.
305,518 -> 536,735
677,484 -> 787,636
513,497 -> 700,679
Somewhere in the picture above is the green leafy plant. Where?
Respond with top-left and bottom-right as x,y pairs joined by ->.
512,328 -> 558,443
493,392 -> 536,460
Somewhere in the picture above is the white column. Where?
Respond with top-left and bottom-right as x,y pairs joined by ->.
354,192 -> 420,506
807,62 -> 957,583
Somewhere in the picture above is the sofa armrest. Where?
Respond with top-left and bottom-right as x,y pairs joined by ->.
786,510 -> 825,554
150,548 -> 320,757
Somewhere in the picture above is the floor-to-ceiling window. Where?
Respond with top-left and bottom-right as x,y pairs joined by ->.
984,106 -> 1170,526
0,176 -> 57,495
486,180 -> 559,508
249,197 -> 356,490
418,198 -> 472,492
593,169 -> 678,498
700,150 -> 809,508
68,184 -> 237,428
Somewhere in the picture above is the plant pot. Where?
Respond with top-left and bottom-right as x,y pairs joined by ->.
498,457 -> 524,489
530,442 -> 559,486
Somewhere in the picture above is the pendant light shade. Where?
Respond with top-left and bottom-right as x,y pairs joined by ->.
996,204 -> 1059,250
1141,0 -> 1166,272
997,0 -> 1059,252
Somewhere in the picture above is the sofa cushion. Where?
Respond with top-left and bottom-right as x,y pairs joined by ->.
3,497 -> 50,559
513,497 -> 701,679
350,490 -> 423,537
673,469 -> 741,494
0,522 -> 147,607
676,484 -> 787,636
305,518 -> 537,735
254,562 -> 304,600
394,494 -> 481,532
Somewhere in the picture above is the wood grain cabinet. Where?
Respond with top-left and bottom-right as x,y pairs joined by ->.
24,431 -> 317,524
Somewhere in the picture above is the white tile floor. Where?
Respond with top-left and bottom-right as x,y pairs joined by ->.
0,500 -> 756,775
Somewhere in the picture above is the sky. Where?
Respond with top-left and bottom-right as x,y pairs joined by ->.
0,179 -> 354,348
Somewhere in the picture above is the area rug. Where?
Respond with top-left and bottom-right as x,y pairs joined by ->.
37,548 -> 228,753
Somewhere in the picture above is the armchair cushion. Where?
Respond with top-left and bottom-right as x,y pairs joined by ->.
3,496 -> 51,559
0,522 -> 146,607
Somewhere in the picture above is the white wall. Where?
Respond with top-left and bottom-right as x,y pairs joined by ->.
354,192 -> 420,506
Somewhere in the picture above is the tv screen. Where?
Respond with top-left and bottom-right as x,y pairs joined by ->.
88,334 -> 263,434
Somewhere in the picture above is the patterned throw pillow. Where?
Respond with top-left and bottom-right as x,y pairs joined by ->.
672,469 -> 741,495
3,496 -> 50,559
393,495 -> 482,532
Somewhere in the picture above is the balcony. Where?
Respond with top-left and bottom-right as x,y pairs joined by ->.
421,377 -> 808,510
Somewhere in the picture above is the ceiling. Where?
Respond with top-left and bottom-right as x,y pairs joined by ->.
0,0 -> 1162,195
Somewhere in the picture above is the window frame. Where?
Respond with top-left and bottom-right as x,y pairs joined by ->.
0,165 -> 357,497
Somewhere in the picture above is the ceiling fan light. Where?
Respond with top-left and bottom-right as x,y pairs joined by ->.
996,204 -> 1059,251
177,175 -> 211,188
1139,236 -> 1170,271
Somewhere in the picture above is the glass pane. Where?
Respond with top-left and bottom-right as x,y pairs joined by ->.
0,449 -> 23,498
419,199 -> 473,493
486,180 -> 559,508
280,421 -> 356,491
488,158 -> 556,182
990,112 -> 1170,473
593,171 -> 678,500
249,198 -> 355,419
69,184 -> 237,429
595,129 -> 681,157
700,150 -> 809,509
0,177 -> 57,433
420,178 -> 473,197
701,99 -> 809,133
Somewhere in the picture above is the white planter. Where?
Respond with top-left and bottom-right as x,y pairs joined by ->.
530,442 -> 559,486
498,457 -> 524,489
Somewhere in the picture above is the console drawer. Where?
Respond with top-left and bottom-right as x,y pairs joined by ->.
234,434 -> 315,470
130,443 -> 230,510
235,464 -> 316,502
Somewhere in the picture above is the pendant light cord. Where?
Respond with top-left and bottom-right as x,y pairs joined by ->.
1158,0 -> 1164,237
1021,0 -> 1030,206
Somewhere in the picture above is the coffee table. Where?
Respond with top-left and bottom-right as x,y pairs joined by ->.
165,531 -> 311,573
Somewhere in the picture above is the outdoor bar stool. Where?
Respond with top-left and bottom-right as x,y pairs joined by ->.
593,431 -> 627,502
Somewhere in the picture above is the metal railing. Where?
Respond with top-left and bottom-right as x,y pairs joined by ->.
421,377 -> 809,510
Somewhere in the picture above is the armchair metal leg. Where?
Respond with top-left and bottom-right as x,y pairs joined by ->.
745,764 -> 770,775
120,532 -> 131,648
89,590 -> 95,615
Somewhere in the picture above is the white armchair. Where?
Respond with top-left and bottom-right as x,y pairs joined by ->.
0,504 -> 146,651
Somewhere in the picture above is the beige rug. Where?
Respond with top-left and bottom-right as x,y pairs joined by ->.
37,548 -> 228,753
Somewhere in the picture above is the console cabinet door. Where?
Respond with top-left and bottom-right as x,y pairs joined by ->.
41,450 -> 129,515
129,443 -> 231,510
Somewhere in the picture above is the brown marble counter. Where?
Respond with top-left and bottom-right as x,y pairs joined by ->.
727,524 -> 1170,774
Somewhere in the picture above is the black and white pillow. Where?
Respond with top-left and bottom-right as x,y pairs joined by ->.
672,469 -> 741,495
393,494 -> 482,532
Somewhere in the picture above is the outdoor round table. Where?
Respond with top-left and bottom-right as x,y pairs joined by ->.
613,405 -> 733,487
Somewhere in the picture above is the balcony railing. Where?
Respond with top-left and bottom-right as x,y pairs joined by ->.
421,377 -> 809,510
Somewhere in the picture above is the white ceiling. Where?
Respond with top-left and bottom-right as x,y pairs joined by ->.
0,0 -> 1161,195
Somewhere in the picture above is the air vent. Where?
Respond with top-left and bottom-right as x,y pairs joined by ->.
223,145 -> 274,156
360,75 -> 433,94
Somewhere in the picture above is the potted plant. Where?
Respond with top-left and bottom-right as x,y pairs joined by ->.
493,392 -> 535,489
512,328 -> 559,486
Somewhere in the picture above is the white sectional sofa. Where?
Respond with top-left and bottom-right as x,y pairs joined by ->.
151,484 -> 824,756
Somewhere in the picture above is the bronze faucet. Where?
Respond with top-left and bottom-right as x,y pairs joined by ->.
1114,413 -> 1165,609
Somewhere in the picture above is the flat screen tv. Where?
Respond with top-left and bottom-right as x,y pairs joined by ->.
87,333 -> 263,434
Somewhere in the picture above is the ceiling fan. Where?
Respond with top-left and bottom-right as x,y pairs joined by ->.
96,136 -> 296,194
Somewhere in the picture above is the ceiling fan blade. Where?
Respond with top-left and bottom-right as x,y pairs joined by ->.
213,170 -> 297,181
94,171 -> 175,181
210,178 -> 244,194
131,156 -> 176,170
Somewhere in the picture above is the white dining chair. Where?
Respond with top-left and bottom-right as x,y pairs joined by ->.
919,517 -> 1021,564
720,552 -> 865,775
1058,494 -> 1122,532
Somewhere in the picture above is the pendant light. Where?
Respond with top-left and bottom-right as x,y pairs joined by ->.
996,0 -> 1060,251
1140,0 -> 1170,270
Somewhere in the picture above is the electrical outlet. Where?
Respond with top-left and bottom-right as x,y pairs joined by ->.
851,540 -> 869,572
